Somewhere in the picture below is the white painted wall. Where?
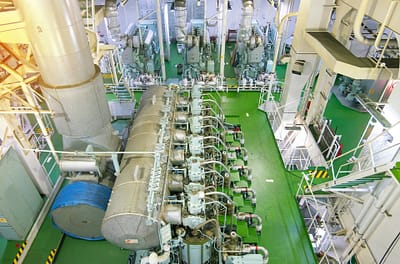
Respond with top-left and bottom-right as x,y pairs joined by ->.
342,181 -> 400,264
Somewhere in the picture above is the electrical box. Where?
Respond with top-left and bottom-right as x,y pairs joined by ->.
0,148 -> 43,240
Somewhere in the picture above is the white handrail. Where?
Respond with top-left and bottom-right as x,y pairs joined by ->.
328,120 -> 400,179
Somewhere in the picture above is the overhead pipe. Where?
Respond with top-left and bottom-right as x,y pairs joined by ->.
163,3 -> 171,61
219,0 -> 228,80
203,0 -> 207,46
397,33 -> 400,79
174,0 -> 187,43
102,87 -> 168,250
238,0 -> 254,43
156,0 -> 166,80
271,12 -> 298,73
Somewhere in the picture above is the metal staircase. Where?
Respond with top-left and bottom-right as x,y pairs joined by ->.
309,162 -> 393,193
389,162 -> 400,184
305,122 -> 400,193
106,83 -> 135,102
79,0 -> 95,31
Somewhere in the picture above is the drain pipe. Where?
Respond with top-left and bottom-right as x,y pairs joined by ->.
243,244 -> 269,263
271,12 -> 298,73
233,187 -> 256,205
236,212 -> 263,233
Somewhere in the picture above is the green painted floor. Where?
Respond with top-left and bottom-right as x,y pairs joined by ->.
220,92 -> 316,264
324,94 -> 369,157
320,93 -> 370,178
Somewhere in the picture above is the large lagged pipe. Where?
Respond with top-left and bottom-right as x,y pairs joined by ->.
15,0 -> 119,151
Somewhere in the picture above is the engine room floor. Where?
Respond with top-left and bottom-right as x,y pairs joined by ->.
219,92 -> 317,264
0,43 -> 368,264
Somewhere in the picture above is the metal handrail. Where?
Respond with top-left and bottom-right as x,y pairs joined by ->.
297,173 -> 341,264
333,141 -> 400,180
329,121 -> 400,180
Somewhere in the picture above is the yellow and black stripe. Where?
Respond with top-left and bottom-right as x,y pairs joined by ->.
309,169 -> 329,179
13,241 -> 27,264
45,249 -> 57,264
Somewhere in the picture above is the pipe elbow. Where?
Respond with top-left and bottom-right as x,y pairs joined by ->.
244,245 -> 269,263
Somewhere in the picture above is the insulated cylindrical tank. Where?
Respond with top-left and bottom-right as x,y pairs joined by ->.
102,87 -> 167,250
50,181 -> 112,240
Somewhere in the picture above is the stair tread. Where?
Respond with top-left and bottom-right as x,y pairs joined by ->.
390,164 -> 400,184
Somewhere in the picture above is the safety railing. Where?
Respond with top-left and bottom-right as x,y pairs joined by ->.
315,119 -> 342,161
262,99 -> 283,134
285,147 -> 312,170
328,121 -> 400,181
80,0 -> 95,32
297,173 -> 341,264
